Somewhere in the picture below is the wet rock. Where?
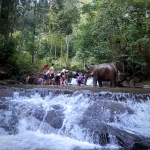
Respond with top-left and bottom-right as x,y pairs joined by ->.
0,81 -> 7,85
0,87 -> 14,98
121,80 -> 129,87
33,108 -> 45,121
131,143 -> 150,150
0,111 -> 19,134
129,78 -> 135,87
51,117 -> 63,128
108,125 -> 150,150
79,94 -> 150,149
44,105 -> 65,129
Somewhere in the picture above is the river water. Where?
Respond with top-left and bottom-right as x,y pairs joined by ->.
0,81 -> 150,150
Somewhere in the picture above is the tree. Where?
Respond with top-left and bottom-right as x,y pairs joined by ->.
49,0 -> 80,66
82,0 -> 150,78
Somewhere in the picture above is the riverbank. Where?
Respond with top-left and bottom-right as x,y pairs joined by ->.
1,83 -> 150,94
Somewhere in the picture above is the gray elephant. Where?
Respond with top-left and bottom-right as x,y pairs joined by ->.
84,63 -> 118,87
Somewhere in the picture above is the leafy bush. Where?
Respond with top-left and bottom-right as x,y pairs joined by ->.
0,35 -> 16,64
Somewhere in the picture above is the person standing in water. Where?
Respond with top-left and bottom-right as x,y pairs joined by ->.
60,67 -> 66,86
76,72 -> 84,86
25,75 -> 31,84
49,63 -> 55,85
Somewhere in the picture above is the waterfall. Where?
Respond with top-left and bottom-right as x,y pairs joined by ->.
0,87 -> 150,150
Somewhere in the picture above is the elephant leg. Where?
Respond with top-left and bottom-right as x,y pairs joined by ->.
93,77 -> 97,86
98,80 -> 102,87
110,80 -> 115,87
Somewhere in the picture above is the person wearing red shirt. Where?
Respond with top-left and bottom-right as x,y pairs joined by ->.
43,64 -> 48,70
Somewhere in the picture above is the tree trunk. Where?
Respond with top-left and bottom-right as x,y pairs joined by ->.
50,35 -> 53,54
32,1 -> 37,64
66,35 -> 70,65
0,0 -> 2,17
60,42 -> 63,66
55,45 -> 56,58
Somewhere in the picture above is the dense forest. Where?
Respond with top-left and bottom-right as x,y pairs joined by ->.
0,0 -> 150,83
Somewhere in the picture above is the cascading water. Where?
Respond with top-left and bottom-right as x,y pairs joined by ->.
0,86 -> 150,150
70,77 -> 93,86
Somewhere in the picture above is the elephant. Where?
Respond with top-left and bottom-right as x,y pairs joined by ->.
84,63 -> 118,87
27,76 -> 39,85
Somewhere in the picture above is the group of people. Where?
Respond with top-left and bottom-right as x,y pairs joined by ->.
26,63 -> 85,86
42,63 -> 70,86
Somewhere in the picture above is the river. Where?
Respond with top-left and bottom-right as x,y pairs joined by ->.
0,82 -> 150,150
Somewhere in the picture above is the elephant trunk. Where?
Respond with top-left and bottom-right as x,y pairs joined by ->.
84,74 -> 88,85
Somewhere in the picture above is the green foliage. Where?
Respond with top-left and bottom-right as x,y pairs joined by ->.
0,35 -> 16,64
1,0 -> 150,81
26,41 -> 37,56
70,64 -> 79,71
50,1 -> 80,35
7,51 -> 34,82
80,0 -> 150,78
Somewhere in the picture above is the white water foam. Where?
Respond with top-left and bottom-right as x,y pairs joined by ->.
0,131 -> 121,150
0,91 -> 121,150
107,93 -> 150,137
70,77 -> 110,86
1,90 -> 150,149
70,77 -> 93,86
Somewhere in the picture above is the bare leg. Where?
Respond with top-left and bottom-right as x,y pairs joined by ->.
51,78 -> 55,85
60,78 -> 63,86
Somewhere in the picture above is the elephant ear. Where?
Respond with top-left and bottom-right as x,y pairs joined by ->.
85,66 -> 94,75
85,64 -> 95,75
88,66 -> 95,75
